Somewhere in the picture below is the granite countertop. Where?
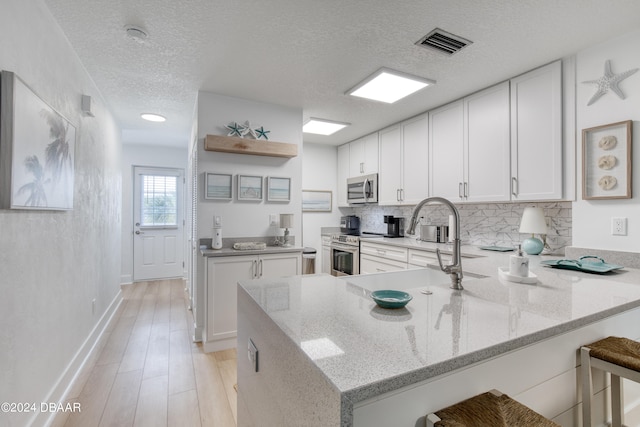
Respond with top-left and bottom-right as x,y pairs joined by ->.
239,248 -> 640,405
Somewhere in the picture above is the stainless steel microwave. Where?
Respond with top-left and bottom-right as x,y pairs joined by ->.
347,173 -> 378,204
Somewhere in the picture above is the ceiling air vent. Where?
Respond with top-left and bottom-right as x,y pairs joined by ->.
415,28 -> 472,56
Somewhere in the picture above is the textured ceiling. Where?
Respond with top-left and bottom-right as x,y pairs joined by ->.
43,0 -> 640,147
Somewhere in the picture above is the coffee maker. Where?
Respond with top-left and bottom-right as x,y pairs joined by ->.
384,215 -> 405,237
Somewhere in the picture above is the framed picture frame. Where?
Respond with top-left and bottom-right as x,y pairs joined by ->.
0,71 -> 76,210
582,120 -> 632,200
204,173 -> 232,200
267,176 -> 291,202
237,174 -> 263,201
302,190 -> 332,212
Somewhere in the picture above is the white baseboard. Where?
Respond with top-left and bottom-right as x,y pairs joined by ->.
36,290 -> 123,427
120,274 -> 133,285
203,336 -> 237,353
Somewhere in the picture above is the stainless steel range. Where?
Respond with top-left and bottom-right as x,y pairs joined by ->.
330,233 -> 360,276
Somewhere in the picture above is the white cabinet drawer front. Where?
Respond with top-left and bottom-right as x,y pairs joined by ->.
407,249 -> 451,267
360,242 -> 408,262
360,254 -> 407,274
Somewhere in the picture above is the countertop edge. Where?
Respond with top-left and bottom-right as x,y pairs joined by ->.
201,246 -> 304,257
341,299 -> 640,404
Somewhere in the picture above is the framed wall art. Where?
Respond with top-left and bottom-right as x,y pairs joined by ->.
267,176 -> 291,202
582,120 -> 632,200
204,173 -> 232,200
0,71 -> 76,210
237,174 -> 263,201
302,190 -> 332,212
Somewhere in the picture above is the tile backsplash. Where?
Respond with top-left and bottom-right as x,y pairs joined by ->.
353,201 -> 572,254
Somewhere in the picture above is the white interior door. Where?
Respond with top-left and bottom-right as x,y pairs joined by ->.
133,166 -> 185,281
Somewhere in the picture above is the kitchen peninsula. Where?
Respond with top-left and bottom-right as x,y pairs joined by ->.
237,245 -> 640,426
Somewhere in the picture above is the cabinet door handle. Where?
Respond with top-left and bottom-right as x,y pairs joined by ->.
252,260 -> 257,278
360,162 -> 364,174
511,177 -> 518,197
400,188 -> 404,201
458,182 -> 463,199
464,182 -> 468,198
259,259 -> 263,278
396,189 -> 400,201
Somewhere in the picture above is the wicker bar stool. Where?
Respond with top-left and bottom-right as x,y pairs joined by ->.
581,336 -> 640,427
426,389 -> 559,427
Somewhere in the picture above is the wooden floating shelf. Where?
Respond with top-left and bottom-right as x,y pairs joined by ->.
204,134 -> 298,158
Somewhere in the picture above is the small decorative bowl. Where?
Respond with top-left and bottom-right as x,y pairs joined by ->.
371,290 -> 412,309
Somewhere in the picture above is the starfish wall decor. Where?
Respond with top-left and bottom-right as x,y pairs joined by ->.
582,60 -> 638,106
224,121 -> 271,139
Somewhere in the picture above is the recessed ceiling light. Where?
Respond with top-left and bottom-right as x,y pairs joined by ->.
141,113 -> 166,122
303,118 -> 350,135
124,25 -> 148,43
346,68 -> 436,103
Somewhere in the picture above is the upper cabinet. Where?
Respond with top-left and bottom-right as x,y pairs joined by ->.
429,101 -> 464,200
337,143 -> 350,207
349,133 -> 379,177
337,132 -> 380,207
429,82 -> 510,202
510,61 -> 562,201
379,113 -> 429,205
464,81 -> 511,202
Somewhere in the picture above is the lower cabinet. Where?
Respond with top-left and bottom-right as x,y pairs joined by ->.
205,252 -> 300,352
360,241 -> 409,274
360,241 -> 452,274
360,254 -> 407,274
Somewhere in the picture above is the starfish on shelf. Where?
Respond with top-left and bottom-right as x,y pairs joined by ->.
225,121 -> 244,137
255,126 -> 270,140
240,120 -> 258,139
582,60 -> 638,106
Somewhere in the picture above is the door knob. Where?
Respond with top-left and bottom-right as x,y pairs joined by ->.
135,230 -> 143,235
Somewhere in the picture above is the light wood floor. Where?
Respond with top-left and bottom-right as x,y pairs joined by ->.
52,279 -> 237,427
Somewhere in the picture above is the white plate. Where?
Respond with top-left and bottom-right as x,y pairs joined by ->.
498,266 -> 538,284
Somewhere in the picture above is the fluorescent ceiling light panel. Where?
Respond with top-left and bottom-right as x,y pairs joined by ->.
303,118 -> 350,135
141,113 -> 166,122
347,68 -> 436,103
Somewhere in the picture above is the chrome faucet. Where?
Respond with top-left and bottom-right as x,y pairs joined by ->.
406,197 -> 463,290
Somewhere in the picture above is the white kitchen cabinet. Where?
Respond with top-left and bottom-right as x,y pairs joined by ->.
429,101 -> 464,200
205,252 -> 300,352
379,114 -> 429,205
360,254 -> 407,274
407,249 -> 451,268
322,245 -> 331,274
429,82 -> 510,202
510,60 -> 562,200
360,241 -> 409,274
349,133 -> 379,177
464,81 -> 511,202
337,143 -> 349,207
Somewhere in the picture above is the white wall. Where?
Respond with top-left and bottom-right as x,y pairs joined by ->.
196,92 -> 302,241
573,29 -> 640,252
120,144 -> 188,284
301,143 -> 348,262
0,1 -> 122,426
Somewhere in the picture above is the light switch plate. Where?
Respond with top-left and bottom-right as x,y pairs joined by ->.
248,339 -> 259,372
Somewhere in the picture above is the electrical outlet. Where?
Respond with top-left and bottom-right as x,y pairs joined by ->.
612,217 -> 627,236
248,339 -> 259,372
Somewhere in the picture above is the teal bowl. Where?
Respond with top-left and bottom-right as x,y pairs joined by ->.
371,290 -> 412,309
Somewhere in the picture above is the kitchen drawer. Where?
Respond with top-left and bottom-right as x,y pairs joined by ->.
408,249 -> 451,267
360,241 -> 408,263
360,254 -> 407,275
